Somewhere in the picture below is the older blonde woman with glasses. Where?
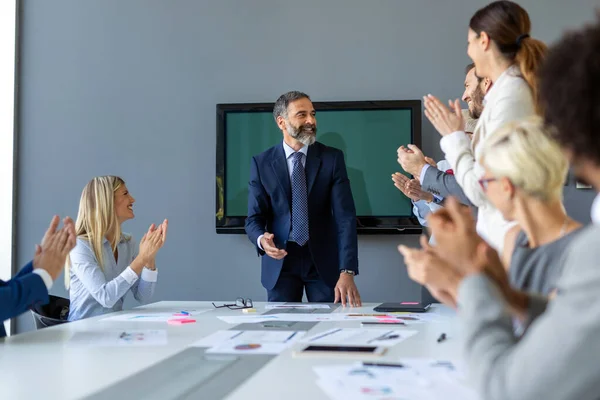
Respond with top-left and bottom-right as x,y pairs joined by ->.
400,117 -> 581,307
66,176 -> 168,321
476,117 -> 581,294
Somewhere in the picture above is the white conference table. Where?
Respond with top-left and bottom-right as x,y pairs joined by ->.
0,301 -> 461,400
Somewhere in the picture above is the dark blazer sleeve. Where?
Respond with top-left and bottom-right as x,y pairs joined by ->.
15,261 -> 34,278
245,156 -> 268,256
0,261 -> 49,322
331,150 -> 359,274
422,166 -> 474,207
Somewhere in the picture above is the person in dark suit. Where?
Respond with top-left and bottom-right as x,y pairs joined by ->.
245,91 -> 361,306
1,216 -> 76,337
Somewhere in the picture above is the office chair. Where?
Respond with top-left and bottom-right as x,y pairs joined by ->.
30,295 -> 70,330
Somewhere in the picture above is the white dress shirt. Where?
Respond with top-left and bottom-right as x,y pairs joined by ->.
412,159 -> 452,226
439,65 -> 534,253
68,234 -> 157,321
257,141 -> 308,250
32,268 -> 53,290
283,140 -> 308,177
591,193 -> 600,224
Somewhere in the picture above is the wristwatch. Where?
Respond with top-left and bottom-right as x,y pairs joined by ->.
340,269 -> 356,276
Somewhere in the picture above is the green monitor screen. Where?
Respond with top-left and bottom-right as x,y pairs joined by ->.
216,100 -> 422,234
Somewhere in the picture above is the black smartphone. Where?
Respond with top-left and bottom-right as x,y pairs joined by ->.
294,345 -> 386,358
361,321 -> 405,326
373,302 -> 432,313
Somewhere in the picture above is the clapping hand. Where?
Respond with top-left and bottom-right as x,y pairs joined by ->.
397,145 -> 428,176
423,95 -> 465,136
138,219 -> 168,266
33,216 -> 77,280
398,235 -> 461,308
392,173 -> 434,203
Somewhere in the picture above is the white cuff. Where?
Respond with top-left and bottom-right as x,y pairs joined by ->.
427,202 -> 444,212
257,235 -> 264,251
440,130 -> 470,161
122,266 -> 140,285
33,269 -> 53,290
419,164 -> 431,184
141,267 -> 158,283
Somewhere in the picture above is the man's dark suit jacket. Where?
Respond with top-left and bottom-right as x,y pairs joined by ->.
245,141 -> 359,290
1,261 -> 49,337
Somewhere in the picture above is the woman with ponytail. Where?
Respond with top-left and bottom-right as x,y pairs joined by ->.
468,0 -> 547,110
421,1 -> 547,253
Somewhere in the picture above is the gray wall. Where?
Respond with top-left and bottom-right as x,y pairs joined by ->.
15,0 -> 598,332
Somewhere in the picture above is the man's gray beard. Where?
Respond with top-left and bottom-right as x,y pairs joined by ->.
295,133 -> 316,146
287,123 -> 316,146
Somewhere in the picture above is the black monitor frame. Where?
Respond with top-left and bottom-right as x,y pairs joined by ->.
216,100 -> 423,234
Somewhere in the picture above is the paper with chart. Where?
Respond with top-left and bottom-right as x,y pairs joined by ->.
313,359 -> 478,400
342,312 -> 448,325
217,315 -> 278,324
101,309 -> 211,322
216,313 -> 402,324
301,328 -> 417,347
191,330 -> 304,355
215,314 -> 342,324
69,330 -> 168,347
216,312 -> 446,325
265,304 -> 331,310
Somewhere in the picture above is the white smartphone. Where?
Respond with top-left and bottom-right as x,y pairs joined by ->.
293,345 -> 387,358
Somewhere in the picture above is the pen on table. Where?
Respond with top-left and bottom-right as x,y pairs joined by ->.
309,328 -> 342,342
284,332 -> 298,343
229,331 -> 244,340
437,333 -> 447,343
367,330 -> 394,344
362,362 -> 406,368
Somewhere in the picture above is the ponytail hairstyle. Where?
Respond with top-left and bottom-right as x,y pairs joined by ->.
469,1 -> 547,112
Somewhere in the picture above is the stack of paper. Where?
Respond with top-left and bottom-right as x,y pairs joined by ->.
101,309 -> 211,322
190,330 -> 304,355
216,312 -> 442,325
313,359 -> 478,400
265,304 -> 331,310
300,328 -> 418,347
69,330 -> 168,347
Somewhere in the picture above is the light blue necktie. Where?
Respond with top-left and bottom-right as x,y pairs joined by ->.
291,152 -> 309,246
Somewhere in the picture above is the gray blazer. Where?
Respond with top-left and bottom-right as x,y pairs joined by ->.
458,224 -> 600,400
421,165 -> 473,207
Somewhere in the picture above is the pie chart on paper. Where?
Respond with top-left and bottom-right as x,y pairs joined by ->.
234,343 -> 262,351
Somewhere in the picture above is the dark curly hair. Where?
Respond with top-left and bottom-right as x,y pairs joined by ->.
538,14 -> 600,165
